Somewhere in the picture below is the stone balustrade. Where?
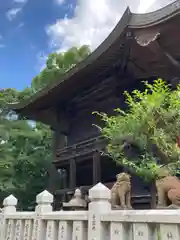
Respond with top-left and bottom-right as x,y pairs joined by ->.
0,182 -> 179,239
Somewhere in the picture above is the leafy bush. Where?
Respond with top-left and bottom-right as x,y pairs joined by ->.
94,79 -> 180,181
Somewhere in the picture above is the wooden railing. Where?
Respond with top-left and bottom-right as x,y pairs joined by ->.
1,182 -> 180,240
55,183 -> 151,208
55,135 -> 107,162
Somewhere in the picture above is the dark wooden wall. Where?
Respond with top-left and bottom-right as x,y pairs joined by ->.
58,75 -> 125,146
53,74 -> 156,150
68,112 -> 99,145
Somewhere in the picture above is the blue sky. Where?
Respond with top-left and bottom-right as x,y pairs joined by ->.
0,0 -> 173,91
0,0 -> 76,90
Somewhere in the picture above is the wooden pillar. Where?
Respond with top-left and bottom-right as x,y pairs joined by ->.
47,164 -> 60,193
62,169 -> 67,189
69,158 -> 76,188
93,150 -> 101,184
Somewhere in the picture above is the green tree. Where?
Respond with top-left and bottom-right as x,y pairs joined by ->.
95,79 -> 180,205
0,45 -> 91,209
0,89 -> 52,208
31,45 -> 90,92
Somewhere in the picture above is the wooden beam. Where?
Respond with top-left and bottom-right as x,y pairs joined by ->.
69,158 -> 76,188
93,150 -> 101,184
149,39 -> 180,74
70,76 -> 114,103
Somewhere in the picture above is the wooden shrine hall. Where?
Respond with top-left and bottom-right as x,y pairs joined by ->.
10,1 -> 180,209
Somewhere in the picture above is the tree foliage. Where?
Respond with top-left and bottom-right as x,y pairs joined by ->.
0,45 -> 90,209
0,88 -> 52,209
31,45 -> 90,92
95,79 -> 180,181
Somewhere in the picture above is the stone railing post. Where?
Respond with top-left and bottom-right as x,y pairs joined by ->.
3,194 -> 17,214
0,194 -> 17,240
88,182 -> 111,240
31,190 -> 53,240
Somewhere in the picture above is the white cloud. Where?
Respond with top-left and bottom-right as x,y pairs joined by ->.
56,0 -> 65,4
6,8 -> 21,21
142,0 -> 175,12
17,22 -> 24,28
6,0 -> 27,21
36,51 -> 48,72
14,0 -> 27,3
138,0 -> 157,13
0,34 -> 4,48
46,0 -> 175,52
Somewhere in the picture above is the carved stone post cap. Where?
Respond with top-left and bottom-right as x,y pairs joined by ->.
89,182 -> 111,201
63,188 -> 87,208
74,189 -> 81,197
36,190 -> 53,204
3,194 -> 18,207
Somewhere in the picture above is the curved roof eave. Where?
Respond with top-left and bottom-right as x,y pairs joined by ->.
130,0 -> 180,28
10,7 -> 132,112
9,0 -> 180,112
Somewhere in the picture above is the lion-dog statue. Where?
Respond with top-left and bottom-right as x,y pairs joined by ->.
111,172 -> 132,209
156,167 -> 180,209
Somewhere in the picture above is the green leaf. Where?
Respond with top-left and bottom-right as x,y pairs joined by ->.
95,79 -> 180,181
